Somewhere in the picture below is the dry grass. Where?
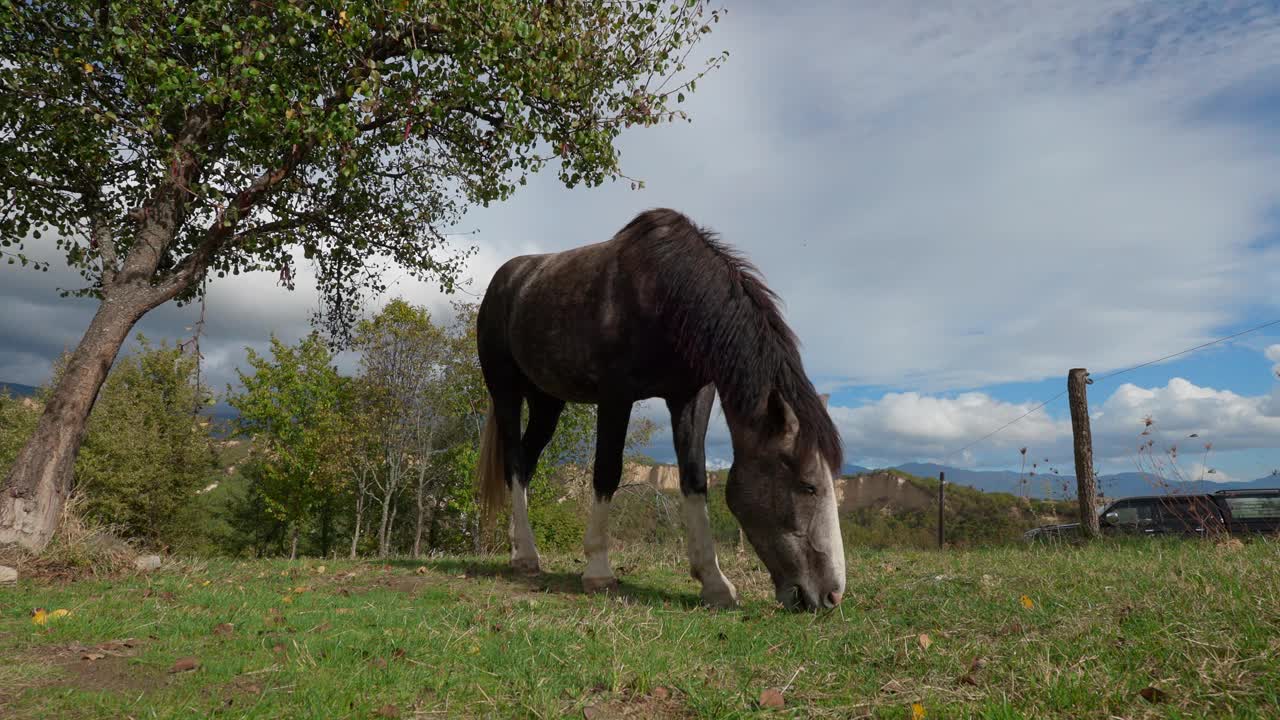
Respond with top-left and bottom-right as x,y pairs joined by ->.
0,495 -> 139,581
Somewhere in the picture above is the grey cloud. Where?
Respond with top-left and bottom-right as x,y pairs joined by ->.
3,1 -> 1280,470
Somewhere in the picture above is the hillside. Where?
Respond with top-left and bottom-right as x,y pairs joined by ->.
0,382 -> 38,398
896,462 -> 1280,499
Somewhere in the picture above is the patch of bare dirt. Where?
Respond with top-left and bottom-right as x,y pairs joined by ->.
19,639 -> 163,695
580,688 -> 692,719
209,674 -> 269,712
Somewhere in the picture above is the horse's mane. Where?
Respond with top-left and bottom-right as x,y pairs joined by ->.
620,208 -> 843,472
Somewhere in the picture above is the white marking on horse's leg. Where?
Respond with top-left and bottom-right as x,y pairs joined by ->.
509,482 -> 540,574
683,493 -> 739,608
582,497 -> 617,592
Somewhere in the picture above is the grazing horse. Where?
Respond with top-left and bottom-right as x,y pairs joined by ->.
476,208 -> 846,610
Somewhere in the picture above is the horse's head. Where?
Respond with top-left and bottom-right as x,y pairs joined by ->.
726,390 -> 846,611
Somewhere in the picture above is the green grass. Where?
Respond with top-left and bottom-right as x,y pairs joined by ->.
2,538 -> 1278,719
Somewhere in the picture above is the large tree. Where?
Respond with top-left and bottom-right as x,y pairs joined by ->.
0,0 -> 725,550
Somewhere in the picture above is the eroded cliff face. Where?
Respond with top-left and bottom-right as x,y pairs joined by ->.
557,462 -> 683,494
573,463 -> 935,504
834,472 -> 934,513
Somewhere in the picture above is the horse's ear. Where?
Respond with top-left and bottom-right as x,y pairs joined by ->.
819,393 -> 830,409
766,389 -> 799,453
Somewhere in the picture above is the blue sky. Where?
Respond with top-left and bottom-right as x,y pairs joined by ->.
3,1 -> 1280,481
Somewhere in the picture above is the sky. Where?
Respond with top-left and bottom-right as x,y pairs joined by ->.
4,1 -> 1280,482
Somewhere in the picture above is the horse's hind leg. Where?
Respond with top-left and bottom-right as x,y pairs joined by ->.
488,382 -> 541,574
668,384 -> 739,608
509,388 -> 565,573
582,400 -> 632,594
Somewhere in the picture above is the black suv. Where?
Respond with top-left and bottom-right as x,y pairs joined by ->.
1024,488 -> 1280,542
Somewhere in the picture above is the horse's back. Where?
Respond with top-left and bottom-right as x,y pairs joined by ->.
478,209 -> 710,402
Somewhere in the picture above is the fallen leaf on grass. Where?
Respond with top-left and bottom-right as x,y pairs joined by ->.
1139,686 -> 1168,703
415,566 -> 427,575
81,652 -> 105,661
212,623 -> 235,637
759,688 -> 785,709
651,686 -> 670,701
1019,595 -> 1034,610
315,565 -> 327,574
911,702 -> 926,719
583,706 -> 600,719
170,657 -> 201,673
957,657 -> 987,686
31,608 -> 71,626
917,633 -> 932,651
375,704 -> 400,718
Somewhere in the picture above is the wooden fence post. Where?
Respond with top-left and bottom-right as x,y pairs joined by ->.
1067,368 -> 1101,538
937,472 -> 946,549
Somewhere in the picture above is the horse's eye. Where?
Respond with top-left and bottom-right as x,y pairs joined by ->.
799,482 -> 817,496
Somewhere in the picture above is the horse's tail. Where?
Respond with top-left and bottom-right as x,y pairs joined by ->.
476,397 -> 507,542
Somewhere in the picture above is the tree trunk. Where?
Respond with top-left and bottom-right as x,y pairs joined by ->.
319,496 -> 333,558
0,292 -> 149,551
378,458 -> 400,558
350,491 -> 364,559
412,467 -> 428,559
289,524 -> 299,560
386,499 -> 399,556
427,503 -> 440,551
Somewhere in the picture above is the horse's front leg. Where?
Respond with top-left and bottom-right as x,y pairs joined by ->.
669,386 -> 739,608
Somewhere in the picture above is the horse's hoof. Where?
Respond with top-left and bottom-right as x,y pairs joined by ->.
583,576 -> 619,594
511,557 -> 541,575
701,581 -> 740,609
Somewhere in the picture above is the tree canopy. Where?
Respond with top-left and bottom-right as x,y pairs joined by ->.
1,0 -> 727,331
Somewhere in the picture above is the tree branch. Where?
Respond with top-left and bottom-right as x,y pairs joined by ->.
90,212 -> 118,284
24,176 -> 86,195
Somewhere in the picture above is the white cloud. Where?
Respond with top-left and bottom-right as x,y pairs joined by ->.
831,391 -> 1070,463
449,2 -> 1280,392
1181,462 -> 1235,484
1267,344 -> 1280,377
6,1 -> 1280,475
1093,377 -> 1280,457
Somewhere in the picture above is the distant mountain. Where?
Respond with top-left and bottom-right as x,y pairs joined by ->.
0,382 -> 38,398
891,462 -> 1278,499
842,464 -> 870,476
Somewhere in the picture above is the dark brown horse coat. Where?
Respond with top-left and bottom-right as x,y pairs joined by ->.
476,208 -> 846,610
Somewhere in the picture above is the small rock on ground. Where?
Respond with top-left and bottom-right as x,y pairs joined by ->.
134,555 -> 162,572
0,565 -> 17,585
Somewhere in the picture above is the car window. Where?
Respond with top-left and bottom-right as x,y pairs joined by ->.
1222,496 -> 1280,520
1108,501 -> 1155,525
1157,497 -> 1218,529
